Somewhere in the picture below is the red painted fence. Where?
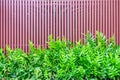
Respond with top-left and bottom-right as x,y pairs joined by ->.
0,0 -> 120,52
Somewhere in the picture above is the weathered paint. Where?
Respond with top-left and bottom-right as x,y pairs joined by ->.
0,0 -> 120,52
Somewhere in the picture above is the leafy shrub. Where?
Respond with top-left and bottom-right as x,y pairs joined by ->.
0,32 -> 120,79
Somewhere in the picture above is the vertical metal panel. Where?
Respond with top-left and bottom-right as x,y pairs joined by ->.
0,0 -> 120,52
0,0 -> 2,48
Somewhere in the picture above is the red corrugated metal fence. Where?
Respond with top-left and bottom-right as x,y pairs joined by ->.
0,0 -> 120,52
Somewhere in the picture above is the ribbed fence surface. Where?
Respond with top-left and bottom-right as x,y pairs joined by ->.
0,0 -> 120,52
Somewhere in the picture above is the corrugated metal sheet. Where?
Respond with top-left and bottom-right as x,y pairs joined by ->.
0,0 -> 120,52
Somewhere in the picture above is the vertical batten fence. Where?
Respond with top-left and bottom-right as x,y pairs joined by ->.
0,0 -> 120,52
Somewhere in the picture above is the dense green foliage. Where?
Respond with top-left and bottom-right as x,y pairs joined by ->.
0,32 -> 120,79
